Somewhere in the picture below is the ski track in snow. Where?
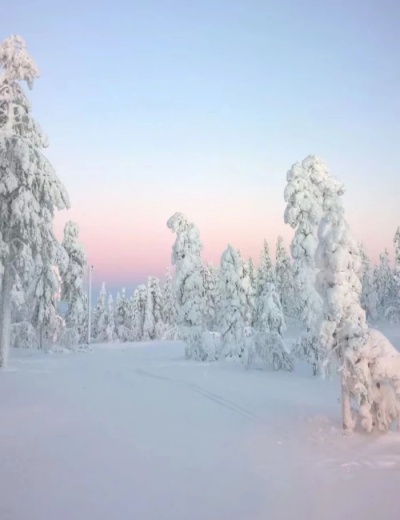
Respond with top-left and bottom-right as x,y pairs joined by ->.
1,333 -> 400,520
135,367 -> 258,421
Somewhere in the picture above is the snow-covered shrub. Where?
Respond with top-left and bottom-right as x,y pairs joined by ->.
200,330 -> 221,362
10,321 -> 38,349
167,212 -> 206,360
58,327 -> 81,350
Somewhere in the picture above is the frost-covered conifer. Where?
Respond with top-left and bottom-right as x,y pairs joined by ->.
315,160 -> 371,431
394,227 -> 400,292
92,282 -> 107,342
374,250 -> 395,316
162,266 -> 178,339
143,276 -> 164,341
385,230 -> 400,323
249,282 -> 293,370
284,155 -> 326,374
202,261 -> 220,330
30,259 -> 61,348
167,212 -> 206,360
256,240 -> 275,298
114,288 -> 132,340
275,236 -> 294,316
60,221 -> 87,341
241,258 -> 256,327
131,284 -> 147,341
105,294 -> 115,342
360,244 -> 378,322
218,245 -> 247,360
0,35 -> 69,366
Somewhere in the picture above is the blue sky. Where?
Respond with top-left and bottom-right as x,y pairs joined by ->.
2,0 -> 400,298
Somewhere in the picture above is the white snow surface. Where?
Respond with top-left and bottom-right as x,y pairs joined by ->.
1,326 -> 400,520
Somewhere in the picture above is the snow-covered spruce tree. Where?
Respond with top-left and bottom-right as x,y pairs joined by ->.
143,277 -> 155,341
217,245 -> 247,360
275,236 -> 295,316
385,228 -> 400,323
283,155 -> 326,374
394,227 -> 400,291
162,265 -> 178,339
105,294 -> 115,342
131,284 -> 147,341
0,35 -> 69,366
315,161 -> 372,432
30,247 -> 64,349
92,282 -> 107,342
249,282 -> 293,371
374,249 -> 396,317
248,256 -> 257,325
60,221 -> 87,343
167,212 -> 207,360
359,244 -> 378,322
114,288 -> 131,341
241,257 -> 256,327
256,240 -> 275,298
202,260 -> 220,330
143,276 -> 164,341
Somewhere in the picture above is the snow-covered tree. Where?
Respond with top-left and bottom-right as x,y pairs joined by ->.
218,245 -> 247,360
31,256 -> 60,348
92,282 -> 107,342
394,227 -> 400,292
0,35 -> 69,366
60,221 -> 87,341
131,284 -> 147,341
114,288 -> 132,341
249,282 -> 293,371
162,265 -> 178,339
167,212 -> 206,360
143,276 -> 164,341
360,244 -> 378,322
105,294 -> 115,342
385,228 -> 400,323
284,155 -> 326,374
315,159 -> 371,431
256,240 -> 275,298
275,236 -> 294,316
241,257 -> 256,327
202,261 -> 220,330
374,249 -> 395,316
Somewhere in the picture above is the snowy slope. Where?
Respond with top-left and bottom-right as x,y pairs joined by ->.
1,335 -> 400,520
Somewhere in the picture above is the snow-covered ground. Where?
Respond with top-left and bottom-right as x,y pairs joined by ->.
1,327 -> 400,520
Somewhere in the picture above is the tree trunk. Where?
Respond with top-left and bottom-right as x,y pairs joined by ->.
341,369 -> 353,431
0,259 -> 12,368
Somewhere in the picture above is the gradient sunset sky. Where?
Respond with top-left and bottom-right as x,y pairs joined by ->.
3,0 -> 400,297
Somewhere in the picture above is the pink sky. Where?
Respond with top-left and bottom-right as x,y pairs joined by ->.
54,180 -> 399,294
